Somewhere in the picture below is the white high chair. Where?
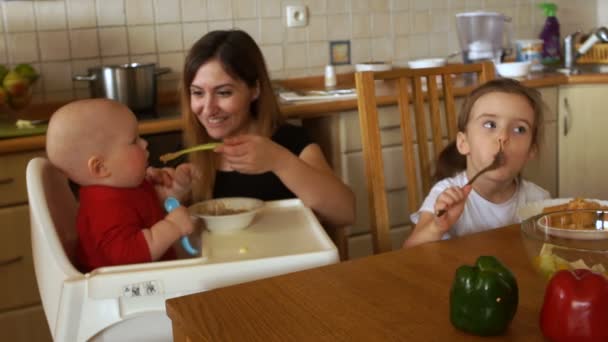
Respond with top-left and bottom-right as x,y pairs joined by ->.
26,157 -> 338,341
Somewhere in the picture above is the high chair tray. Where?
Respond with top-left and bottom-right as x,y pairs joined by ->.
87,199 -> 338,298
200,198 -> 337,263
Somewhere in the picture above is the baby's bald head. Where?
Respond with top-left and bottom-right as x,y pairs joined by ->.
46,99 -> 135,185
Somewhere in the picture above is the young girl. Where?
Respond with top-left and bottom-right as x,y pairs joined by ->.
403,78 -> 550,248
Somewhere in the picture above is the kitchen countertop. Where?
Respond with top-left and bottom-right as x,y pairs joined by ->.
1,68 -> 606,155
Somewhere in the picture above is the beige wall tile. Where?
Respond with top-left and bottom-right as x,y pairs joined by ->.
126,0 -> 155,25
208,1 -> 233,20
261,18 -> 283,44
394,36 -> 409,60
259,0 -> 281,17
35,1 -> 68,31
45,90 -> 75,102
408,34 -> 430,59
413,10 -> 430,33
370,0 -> 390,11
4,1 -> 36,33
156,24 -> 184,52
430,9 -> 449,32
38,31 -> 70,61
308,0 -> 327,15
101,55 -> 130,65
284,43 -> 307,69
234,0 -> 258,19
182,22 -> 208,50
0,37 -> 7,64
181,0 -> 208,22
429,32 -> 448,57
371,37 -> 392,61
392,0 -> 409,11
99,27 -> 128,56
155,0 -> 181,23
70,29 -> 99,59
130,54 -> 158,65
67,0 -> 97,29
327,0 -> 348,14
234,19 -> 259,42
352,14 -> 371,38
208,20 -> 234,31
327,14 -> 350,40
128,25 -> 156,54
7,32 -> 38,63
41,61 -> 73,91
351,0 -> 370,12
96,0 -> 126,26
286,26 -> 307,43
393,11 -> 410,35
308,41 -> 329,67
260,44 -> 283,71
158,51 -> 185,80
308,16 -> 327,41
351,38 -> 371,63
371,12 -> 391,37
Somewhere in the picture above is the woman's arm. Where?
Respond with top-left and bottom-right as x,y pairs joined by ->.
274,143 -> 356,227
218,135 -> 355,227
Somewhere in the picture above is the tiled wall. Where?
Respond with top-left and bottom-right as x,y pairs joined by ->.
0,0 -> 598,104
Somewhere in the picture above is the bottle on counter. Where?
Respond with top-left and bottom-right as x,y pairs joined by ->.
538,2 -> 561,65
324,65 -> 337,88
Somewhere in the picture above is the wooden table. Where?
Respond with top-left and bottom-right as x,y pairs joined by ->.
166,225 -> 547,341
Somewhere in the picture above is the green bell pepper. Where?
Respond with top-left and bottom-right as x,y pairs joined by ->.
449,256 -> 519,336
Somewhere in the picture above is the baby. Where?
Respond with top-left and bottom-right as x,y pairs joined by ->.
46,99 -> 195,272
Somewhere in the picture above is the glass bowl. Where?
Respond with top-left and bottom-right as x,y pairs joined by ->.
520,209 -> 608,281
189,197 -> 264,234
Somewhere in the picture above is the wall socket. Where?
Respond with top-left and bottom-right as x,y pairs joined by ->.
286,5 -> 308,27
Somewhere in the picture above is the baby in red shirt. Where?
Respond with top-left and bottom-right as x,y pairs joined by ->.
46,99 -> 195,272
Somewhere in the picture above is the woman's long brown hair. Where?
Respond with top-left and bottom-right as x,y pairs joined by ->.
180,30 -> 283,202
433,78 -> 546,182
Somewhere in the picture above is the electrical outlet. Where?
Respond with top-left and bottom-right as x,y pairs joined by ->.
286,5 -> 308,28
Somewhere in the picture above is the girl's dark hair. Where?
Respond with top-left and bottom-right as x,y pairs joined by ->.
433,78 -> 545,182
180,29 -> 283,201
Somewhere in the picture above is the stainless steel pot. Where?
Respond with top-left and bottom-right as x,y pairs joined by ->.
73,63 -> 170,113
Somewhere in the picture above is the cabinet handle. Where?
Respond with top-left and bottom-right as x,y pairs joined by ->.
0,177 -> 14,185
0,256 -> 23,267
563,97 -> 571,136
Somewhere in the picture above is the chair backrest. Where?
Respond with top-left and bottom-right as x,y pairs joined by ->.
354,62 -> 495,253
26,157 -> 81,336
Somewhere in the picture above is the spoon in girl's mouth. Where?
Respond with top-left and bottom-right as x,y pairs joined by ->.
159,142 -> 223,163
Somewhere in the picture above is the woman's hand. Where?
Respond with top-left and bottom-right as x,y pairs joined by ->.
215,134 -> 287,174
146,163 -> 199,202
433,185 -> 472,233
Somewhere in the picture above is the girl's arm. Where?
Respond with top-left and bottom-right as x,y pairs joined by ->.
403,185 -> 471,248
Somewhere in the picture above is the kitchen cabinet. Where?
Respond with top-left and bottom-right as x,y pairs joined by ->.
522,86 -> 558,197
0,150 -> 52,341
558,84 -> 608,198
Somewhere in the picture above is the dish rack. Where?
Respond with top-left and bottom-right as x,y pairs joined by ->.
575,43 -> 608,64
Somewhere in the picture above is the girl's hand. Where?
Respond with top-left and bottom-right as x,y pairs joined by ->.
433,185 -> 472,233
215,134 -> 288,174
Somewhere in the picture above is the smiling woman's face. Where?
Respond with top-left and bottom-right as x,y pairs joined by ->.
189,59 -> 259,140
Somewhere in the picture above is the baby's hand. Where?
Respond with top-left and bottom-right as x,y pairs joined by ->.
147,163 -> 199,202
165,205 -> 194,236
433,185 -> 472,232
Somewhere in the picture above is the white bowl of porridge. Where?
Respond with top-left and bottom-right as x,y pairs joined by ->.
189,197 -> 264,234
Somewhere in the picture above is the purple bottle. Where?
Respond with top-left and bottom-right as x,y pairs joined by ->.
539,3 -> 561,64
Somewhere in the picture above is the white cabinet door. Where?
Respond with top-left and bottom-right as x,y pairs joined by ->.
558,84 -> 608,198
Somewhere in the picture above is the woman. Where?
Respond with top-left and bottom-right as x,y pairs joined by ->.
180,29 -> 355,228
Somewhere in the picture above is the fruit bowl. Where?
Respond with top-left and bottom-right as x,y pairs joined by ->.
189,197 -> 264,234
520,209 -> 608,281
0,64 -> 39,114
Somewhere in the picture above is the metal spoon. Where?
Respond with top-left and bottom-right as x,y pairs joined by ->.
436,142 -> 505,217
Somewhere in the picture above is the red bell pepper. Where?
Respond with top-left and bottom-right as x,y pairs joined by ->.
540,269 -> 608,342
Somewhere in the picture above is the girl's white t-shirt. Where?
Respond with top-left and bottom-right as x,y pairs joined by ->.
410,171 -> 550,239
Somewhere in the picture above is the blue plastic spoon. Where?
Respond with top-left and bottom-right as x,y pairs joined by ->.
164,197 -> 199,256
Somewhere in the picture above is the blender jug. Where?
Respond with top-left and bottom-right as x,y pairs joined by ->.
456,12 -> 512,64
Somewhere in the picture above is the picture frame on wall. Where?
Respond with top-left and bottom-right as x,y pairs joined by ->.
330,40 -> 351,65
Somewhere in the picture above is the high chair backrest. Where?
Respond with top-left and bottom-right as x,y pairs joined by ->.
26,157 -> 81,336
354,62 -> 495,254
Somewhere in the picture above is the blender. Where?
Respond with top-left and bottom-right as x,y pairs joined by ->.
455,11 -> 512,64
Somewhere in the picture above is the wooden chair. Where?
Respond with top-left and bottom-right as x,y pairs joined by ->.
354,61 -> 496,254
